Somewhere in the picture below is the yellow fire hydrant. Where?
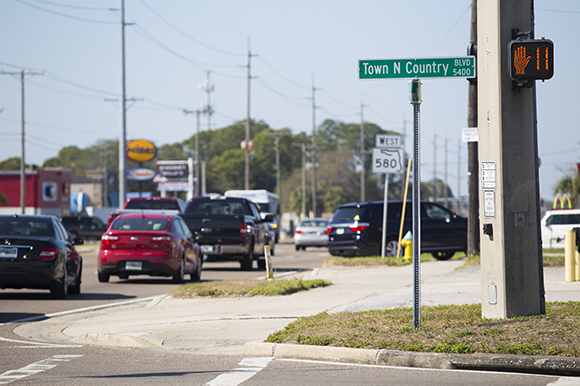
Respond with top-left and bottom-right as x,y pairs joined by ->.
400,231 -> 413,263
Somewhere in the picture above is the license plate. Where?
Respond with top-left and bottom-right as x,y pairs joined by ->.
200,245 -> 214,253
126,261 -> 142,270
336,228 -> 345,235
0,247 -> 17,258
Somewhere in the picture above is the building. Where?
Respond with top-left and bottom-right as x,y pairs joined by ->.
0,168 -> 72,216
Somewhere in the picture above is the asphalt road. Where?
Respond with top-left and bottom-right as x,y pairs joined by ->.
0,241 -> 330,324
0,242 -> 575,385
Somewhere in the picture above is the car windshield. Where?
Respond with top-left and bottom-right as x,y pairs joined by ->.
547,213 -> 580,225
0,217 -> 53,236
300,220 -> 328,227
111,218 -> 169,231
330,208 -> 364,223
188,200 -> 248,215
125,200 -> 177,210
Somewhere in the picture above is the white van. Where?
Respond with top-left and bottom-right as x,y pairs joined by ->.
540,209 -> 580,249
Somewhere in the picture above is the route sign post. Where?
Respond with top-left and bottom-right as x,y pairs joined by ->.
373,135 -> 403,262
359,57 -> 475,80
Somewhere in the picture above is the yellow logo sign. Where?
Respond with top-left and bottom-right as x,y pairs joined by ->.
126,139 -> 157,163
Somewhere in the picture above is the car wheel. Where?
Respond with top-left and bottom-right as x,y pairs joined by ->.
69,267 -> 81,295
431,251 -> 455,260
190,255 -> 202,282
173,258 -> 185,283
385,237 -> 399,257
98,272 -> 110,283
295,245 -> 300,251
240,244 -> 254,271
50,266 -> 68,299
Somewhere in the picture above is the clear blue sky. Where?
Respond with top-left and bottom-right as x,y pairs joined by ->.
1,0 -> 578,201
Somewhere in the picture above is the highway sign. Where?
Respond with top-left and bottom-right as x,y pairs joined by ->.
375,134 -> 402,148
372,148 -> 404,174
359,56 -> 476,79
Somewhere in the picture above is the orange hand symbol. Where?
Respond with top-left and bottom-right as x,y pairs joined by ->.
514,46 -> 531,75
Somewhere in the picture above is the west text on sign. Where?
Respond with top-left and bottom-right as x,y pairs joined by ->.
359,57 -> 476,79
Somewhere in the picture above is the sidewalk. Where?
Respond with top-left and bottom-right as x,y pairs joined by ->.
13,260 -> 580,375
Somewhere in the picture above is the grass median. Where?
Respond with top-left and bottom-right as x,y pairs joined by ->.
170,278 -> 330,298
170,250 -> 573,357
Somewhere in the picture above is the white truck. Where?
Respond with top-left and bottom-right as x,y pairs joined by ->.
224,189 -> 280,242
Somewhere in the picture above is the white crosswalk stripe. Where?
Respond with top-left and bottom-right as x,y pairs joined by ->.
205,357 -> 274,386
0,355 -> 83,384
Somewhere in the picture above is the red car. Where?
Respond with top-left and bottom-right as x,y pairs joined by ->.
98,213 -> 201,283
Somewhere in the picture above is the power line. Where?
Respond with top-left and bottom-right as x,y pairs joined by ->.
24,0 -> 115,11
130,24 -> 244,78
429,4 -> 471,55
255,78 -> 309,108
138,0 -> 244,58
257,56 -> 309,90
13,0 -> 117,24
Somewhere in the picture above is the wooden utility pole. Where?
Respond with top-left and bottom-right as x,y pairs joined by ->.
467,0 -> 480,256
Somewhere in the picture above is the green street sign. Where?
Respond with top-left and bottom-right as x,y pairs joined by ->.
359,56 -> 476,79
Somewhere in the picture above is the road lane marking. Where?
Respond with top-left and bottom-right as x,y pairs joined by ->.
204,357 -> 273,386
0,355 -> 83,384
0,337 -> 81,349
0,295 -> 164,325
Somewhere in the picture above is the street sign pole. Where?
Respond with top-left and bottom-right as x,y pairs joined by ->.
410,79 -> 422,330
381,175 -> 389,260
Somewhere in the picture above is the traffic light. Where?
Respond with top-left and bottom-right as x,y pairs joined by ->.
508,39 -> 553,81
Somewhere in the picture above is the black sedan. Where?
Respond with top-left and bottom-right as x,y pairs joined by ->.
0,214 -> 83,299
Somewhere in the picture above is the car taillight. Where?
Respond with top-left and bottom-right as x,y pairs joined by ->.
101,235 -> 119,246
71,249 -> 80,261
240,223 -> 247,237
321,229 -> 329,235
349,225 -> 367,232
327,227 -> 333,234
37,247 -> 58,261
295,230 -> 303,234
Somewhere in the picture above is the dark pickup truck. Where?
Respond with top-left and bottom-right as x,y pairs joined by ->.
180,196 -> 272,271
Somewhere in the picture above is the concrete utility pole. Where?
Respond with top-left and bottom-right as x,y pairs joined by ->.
183,109 -> 201,197
244,38 -> 257,190
264,131 -> 289,199
478,0 -> 545,318
467,0 -> 480,256
118,0 -> 127,209
1,70 -> 43,214
310,75 -> 320,217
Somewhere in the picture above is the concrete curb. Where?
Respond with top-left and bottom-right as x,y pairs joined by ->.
244,342 -> 580,376
71,333 -> 158,350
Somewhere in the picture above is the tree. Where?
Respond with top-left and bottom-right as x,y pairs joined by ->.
0,157 -> 37,170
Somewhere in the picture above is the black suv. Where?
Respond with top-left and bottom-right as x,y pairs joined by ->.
61,216 -> 107,241
327,200 -> 467,260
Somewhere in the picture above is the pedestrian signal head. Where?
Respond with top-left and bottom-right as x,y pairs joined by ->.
508,39 -> 554,81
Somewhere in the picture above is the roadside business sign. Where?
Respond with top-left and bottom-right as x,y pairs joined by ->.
359,56 -> 476,80
126,139 -> 157,163
157,161 -> 188,178
126,167 -> 157,181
